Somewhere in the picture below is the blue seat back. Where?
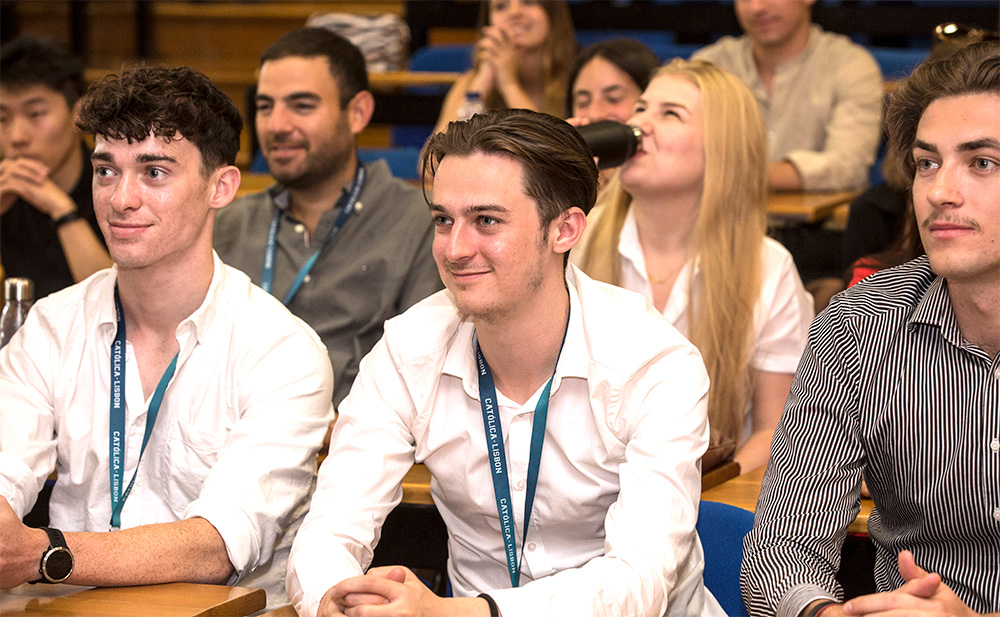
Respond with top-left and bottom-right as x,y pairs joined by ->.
697,500 -> 755,617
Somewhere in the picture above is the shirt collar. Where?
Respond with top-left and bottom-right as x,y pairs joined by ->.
441,269 -> 590,403
96,253 -> 228,349
908,275 -> 964,350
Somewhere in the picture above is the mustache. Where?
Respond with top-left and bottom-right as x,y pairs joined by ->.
921,213 -> 982,232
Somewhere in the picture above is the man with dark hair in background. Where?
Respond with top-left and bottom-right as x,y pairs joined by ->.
0,66 -> 333,609
214,28 -> 441,426
0,36 -> 111,297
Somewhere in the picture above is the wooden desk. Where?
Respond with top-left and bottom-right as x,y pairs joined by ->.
0,582 -> 265,617
766,190 -> 860,224
701,466 -> 874,534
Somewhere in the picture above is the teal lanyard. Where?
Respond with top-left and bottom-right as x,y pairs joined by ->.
260,161 -> 366,306
475,306 -> 569,587
108,285 -> 178,530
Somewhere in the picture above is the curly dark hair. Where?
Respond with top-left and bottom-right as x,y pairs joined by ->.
76,66 -> 242,174
422,108 -> 598,224
1,35 -> 86,106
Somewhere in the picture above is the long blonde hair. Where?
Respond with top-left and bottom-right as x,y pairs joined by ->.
575,59 -> 768,444
477,0 -> 577,116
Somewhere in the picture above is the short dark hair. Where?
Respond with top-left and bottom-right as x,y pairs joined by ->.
565,39 -> 662,116
0,36 -> 85,106
886,40 -> 999,189
422,109 -> 599,227
76,66 -> 242,174
260,27 -> 370,108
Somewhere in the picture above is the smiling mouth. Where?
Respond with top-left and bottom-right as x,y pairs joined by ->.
108,222 -> 151,238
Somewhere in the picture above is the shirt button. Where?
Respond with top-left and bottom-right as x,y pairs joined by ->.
994,366 -> 1000,380
303,274 -> 312,284
527,542 -> 536,551
355,201 -> 364,211
514,479 -> 525,491
994,508 -> 1000,522
293,223 -> 305,234
991,439 -> 1000,453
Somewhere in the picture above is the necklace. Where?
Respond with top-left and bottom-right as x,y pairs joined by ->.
646,269 -> 671,285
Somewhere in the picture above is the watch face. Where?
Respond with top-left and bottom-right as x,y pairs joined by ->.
42,547 -> 73,582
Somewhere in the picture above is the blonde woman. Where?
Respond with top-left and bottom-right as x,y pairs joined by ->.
432,0 -> 576,134
572,59 -> 813,473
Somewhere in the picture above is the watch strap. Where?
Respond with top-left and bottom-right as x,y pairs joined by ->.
52,210 -> 82,229
38,526 -> 74,584
42,527 -> 68,549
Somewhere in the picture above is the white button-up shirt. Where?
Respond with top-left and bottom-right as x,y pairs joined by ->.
288,265 -> 724,617
0,254 -> 334,608
615,209 -> 813,442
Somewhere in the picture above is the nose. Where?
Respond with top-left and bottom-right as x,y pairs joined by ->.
590,99 -> 612,123
924,160 -> 965,211
439,220 -> 476,264
628,109 -> 652,137
260,103 -> 293,138
107,172 -> 141,213
5,114 -> 31,148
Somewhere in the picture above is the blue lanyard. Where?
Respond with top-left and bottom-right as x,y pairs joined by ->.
261,162 -> 367,306
476,306 -> 569,588
108,285 -> 178,530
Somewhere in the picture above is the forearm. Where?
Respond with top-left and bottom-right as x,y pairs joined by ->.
55,218 -> 113,282
769,161 -> 805,191
734,430 -> 773,474
64,517 -> 233,586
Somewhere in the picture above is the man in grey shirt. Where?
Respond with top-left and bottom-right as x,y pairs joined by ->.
215,28 -> 442,416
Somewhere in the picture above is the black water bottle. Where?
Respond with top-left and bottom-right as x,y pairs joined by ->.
575,120 -> 642,169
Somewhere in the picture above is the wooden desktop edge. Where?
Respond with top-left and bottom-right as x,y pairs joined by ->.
0,582 -> 265,617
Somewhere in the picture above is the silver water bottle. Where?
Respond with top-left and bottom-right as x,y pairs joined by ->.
0,277 -> 34,349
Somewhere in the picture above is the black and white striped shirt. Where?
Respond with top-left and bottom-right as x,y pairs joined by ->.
741,256 -> 1000,617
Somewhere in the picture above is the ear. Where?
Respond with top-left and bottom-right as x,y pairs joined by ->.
208,165 -> 241,211
346,90 -> 375,136
549,206 -> 587,256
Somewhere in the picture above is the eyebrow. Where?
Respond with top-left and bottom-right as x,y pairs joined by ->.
256,91 -> 321,103
91,152 -> 179,165
428,203 -> 509,215
634,98 -> 689,112
913,137 -> 1000,153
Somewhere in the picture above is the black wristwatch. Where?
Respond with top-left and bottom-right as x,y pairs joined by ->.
38,527 -> 74,583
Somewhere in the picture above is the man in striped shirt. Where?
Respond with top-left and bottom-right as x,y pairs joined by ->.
742,41 -> 999,617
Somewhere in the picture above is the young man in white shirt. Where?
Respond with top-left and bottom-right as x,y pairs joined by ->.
287,108 -> 725,617
0,66 -> 334,608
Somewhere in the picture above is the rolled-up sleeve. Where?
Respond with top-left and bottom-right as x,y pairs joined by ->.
184,324 -> 334,579
287,335 -> 417,617
741,298 -> 866,616
0,308 -> 58,517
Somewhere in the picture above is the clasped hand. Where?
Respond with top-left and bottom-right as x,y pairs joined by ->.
834,551 -> 982,617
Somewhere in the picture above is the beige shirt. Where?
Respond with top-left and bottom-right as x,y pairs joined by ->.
694,25 -> 883,191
